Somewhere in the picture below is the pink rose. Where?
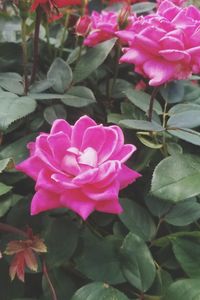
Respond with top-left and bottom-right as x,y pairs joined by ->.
16,116 -> 140,220
83,11 -> 119,47
83,9 -> 135,47
156,0 -> 187,7
117,0 -> 200,86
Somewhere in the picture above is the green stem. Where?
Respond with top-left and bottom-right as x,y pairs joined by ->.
108,43 -> 121,100
58,12 -> 70,57
21,18 -> 28,95
30,6 -> 43,85
45,22 -> 52,57
162,101 -> 168,156
147,87 -> 160,122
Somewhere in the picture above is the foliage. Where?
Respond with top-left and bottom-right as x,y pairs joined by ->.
0,0 -> 200,300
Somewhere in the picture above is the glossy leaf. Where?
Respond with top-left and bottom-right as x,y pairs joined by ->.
61,86 -> 96,107
119,198 -> 156,241
73,39 -> 116,82
120,233 -> 156,292
151,154 -> 200,202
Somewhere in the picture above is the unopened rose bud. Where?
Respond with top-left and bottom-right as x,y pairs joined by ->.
118,4 -> 131,29
75,15 -> 91,37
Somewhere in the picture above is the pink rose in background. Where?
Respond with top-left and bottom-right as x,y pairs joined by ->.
16,116 -> 140,220
117,0 -> 200,86
83,11 -> 119,46
83,8 -> 135,46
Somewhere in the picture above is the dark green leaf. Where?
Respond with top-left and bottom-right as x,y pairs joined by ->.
163,279 -> 200,300
160,81 -> 184,104
119,198 -> 156,241
168,103 -> 200,115
151,154 -> 200,202
119,120 -> 164,131
172,238 -> 200,278
167,111 -> 200,128
44,217 -> 79,268
125,89 -> 162,115
61,86 -> 96,107
43,104 -> 66,124
29,79 -> 54,93
71,282 -> 129,300
0,92 -> 37,130
145,196 -> 172,218
73,39 -> 116,82
120,233 -> 156,292
47,58 -> 73,93
0,158 -> 13,172
164,198 -> 200,226
168,128 -> 200,146
0,133 -> 37,163
76,229 -> 125,284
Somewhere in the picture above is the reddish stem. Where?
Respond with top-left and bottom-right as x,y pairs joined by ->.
43,259 -> 58,300
30,6 -> 43,84
0,222 -> 28,238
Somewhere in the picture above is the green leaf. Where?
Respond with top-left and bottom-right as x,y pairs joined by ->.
42,267 -> 77,300
125,89 -> 162,115
44,217 -> 79,268
119,120 -> 164,131
166,142 -> 183,156
47,58 -> 73,93
73,39 -> 116,82
145,196 -> 172,218
0,158 -> 13,172
0,193 -> 21,217
61,86 -> 96,107
167,111 -> 200,128
168,103 -> 200,115
168,128 -> 200,146
152,231 -> 200,248
76,229 -> 125,284
0,133 -> 37,163
0,72 -> 23,95
120,233 -> 156,292
150,268 -> 173,295
131,2 -> 156,13
151,154 -> 200,202
164,198 -> 200,226
163,279 -> 200,300
29,79 -> 54,93
71,282 -> 129,300
160,81 -> 184,104
0,182 -> 12,196
0,92 -> 37,130
119,198 -> 156,241
172,238 -> 200,278
43,104 -> 66,124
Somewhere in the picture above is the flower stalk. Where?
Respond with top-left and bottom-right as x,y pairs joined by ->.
30,6 -> 43,84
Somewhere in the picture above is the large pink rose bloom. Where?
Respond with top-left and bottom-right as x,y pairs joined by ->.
117,0 -> 200,86
16,116 -> 140,220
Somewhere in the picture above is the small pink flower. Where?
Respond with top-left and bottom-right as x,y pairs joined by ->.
83,9 -> 135,47
75,15 -> 92,37
16,116 -> 140,220
83,11 -> 119,46
117,0 -> 200,86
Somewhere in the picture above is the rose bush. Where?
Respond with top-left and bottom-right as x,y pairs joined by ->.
16,116 -> 140,220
